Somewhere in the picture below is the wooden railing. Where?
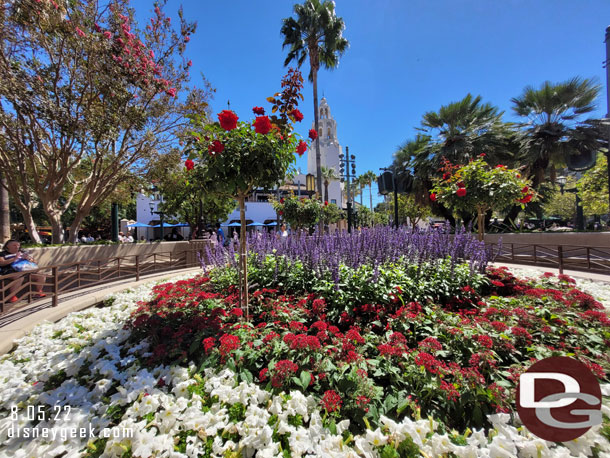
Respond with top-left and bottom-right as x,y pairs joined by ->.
486,243 -> 610,276
0,248 -> 208,314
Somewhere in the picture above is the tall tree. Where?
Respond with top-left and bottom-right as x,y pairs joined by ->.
511,77 -> 604,188
281,0 -> 348,200
0,174 -> 8,243
361,170 -> 377,211
320,165 -> 338,203
0,0 -> 210,242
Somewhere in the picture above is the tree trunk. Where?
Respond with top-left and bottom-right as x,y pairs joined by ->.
68,212 -> 88,243
238,194 -> 249,319
0,174 -> 10,244
369,185 -> 373,212
477,207 -> 486,241
312,71 -> 322,200
324,182 -> 329,203
48,213 -> 64,244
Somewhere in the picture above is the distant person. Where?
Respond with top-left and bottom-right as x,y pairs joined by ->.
0,240 -> 46,301
165,228 -> 183,241
280,224 -> 288,238
118,231 -> 125,243
125,232 -> 134,243
216,224 -> 225,246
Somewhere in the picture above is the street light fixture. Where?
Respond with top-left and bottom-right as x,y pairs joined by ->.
149,201 -> 165,241
339,147 -> 356,233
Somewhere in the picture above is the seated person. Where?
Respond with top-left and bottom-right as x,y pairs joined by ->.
0,239 -> 46,302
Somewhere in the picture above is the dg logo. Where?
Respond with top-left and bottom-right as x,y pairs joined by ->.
517,356 -> 602,442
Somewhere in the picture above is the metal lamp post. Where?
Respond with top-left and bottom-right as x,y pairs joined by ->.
557,175 -> 584,230
339,147 -> 356,233
149,201 -> 165,241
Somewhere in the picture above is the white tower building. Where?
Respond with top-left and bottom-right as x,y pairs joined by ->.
307,97 -> 343,206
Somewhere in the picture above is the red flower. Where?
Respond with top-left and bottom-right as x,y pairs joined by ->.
495,164 -> 505,168
430,193 -> 437,202
296,140 -> 307,156
253,116 -> 272,135
442,173 -> 451,180
208,140 -> 224,154
309,129 -> 318,140
202,337 -> 215,353
324,201 -> 328,206
279,198 -> 285,204
252,106 -> 265,115
479,153 -> 486,157
218,110 -> 238,131
290,109 -> 304,122
521,186 -> 529,193
103,31 -> 112,39
518,194 -> 532,204
259,368 -> 268,381
456,187 -> 467,197
320,390 -> 342,412
184,159 -> 194,170
75,27 -> 86,38
456,181 -> 465,188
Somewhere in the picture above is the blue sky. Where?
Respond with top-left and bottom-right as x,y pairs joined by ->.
134,0 -> 610,206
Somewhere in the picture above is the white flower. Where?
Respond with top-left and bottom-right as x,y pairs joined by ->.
365,428 -> 387,447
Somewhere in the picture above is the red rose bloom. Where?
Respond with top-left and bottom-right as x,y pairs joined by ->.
518,194 -> 532,204
495,164 -> 505,168
185,159 -> 194,170
218,110 -> 238,131
253,116 -> 272,134
309,129 -> 318,140
442,173 -> 451,180
430,193 -> 437,202
457,181 -> 465,188
252,106 -> 265,115
456,187 -> 467,197
291,109 -> 304,122
296,140 -> 307,156
521,186 -> 529,193
208,140 -> 224,154
324,201 -> 328,206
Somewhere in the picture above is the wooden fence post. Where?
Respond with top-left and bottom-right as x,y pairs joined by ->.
135,255 -> 140,282
52,267 -> 59,307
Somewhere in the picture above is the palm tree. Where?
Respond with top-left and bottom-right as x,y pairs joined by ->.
281,0 -> 349,200
361,170 -> 377,211
355,175 -> 366,207
320,165 -> 338,203
511,77 -> 604,188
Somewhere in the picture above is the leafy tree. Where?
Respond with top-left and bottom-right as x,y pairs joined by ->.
376,194 -> 431,229
0,0 -> 210,242
430,157 -> 534,240
511,77 -> 604,188
281,0 -> 348,199
273,194 -> 343,232
188,69 -> 307,314
577,155 -> 609,216
154,156 -> 236,235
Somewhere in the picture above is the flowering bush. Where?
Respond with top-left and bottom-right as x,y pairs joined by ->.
430,156 -> 535,240
186,69 -> 310,312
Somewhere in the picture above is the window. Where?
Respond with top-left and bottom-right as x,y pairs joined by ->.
331,199 -> 337,204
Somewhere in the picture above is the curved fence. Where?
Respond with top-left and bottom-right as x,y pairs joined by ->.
487,243 -> 610,276
0,248 -> 207,315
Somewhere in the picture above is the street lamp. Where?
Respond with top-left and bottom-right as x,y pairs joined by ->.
149,201 -> 165,241
557,175 -> 585,230
339,147 -> 356,233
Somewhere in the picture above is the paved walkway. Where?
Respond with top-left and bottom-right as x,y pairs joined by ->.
492,262 -> 610,284
0,267 -> 201,355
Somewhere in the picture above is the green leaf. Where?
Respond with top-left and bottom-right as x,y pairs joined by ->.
300,371 -> 311,390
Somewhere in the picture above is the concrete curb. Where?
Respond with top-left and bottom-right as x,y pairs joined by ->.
0,267 -> 202,356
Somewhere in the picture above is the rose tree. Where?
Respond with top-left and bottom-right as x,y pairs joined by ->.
430,156 -> 535,240
272,195 -> 343,233
187,69 -> 308,315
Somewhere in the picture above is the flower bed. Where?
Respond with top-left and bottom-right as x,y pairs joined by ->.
1,226 -> 610,456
